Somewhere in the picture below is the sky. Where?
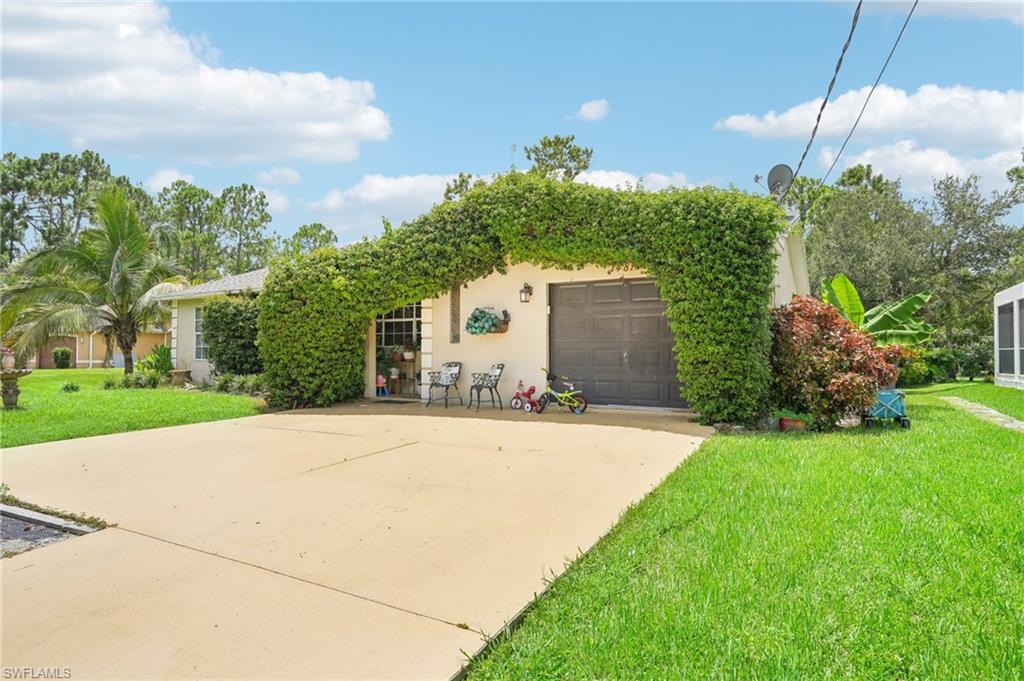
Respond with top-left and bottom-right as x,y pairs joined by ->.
3,1 -> 1022,241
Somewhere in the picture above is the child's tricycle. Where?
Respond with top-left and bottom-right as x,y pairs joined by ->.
510,381 -> 540,412
863,388 -> 910,429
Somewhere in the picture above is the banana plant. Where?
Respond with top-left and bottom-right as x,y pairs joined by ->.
821,274 -> 936,346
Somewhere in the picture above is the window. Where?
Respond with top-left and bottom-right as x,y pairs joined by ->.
996,302 -> 1014,374
195,307 -> 209,360
1019,299 -> 1024,375
375,303 -> 421,349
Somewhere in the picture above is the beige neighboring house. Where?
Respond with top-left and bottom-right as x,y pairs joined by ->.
161,229 -> 809,406
25,328 -> 171,369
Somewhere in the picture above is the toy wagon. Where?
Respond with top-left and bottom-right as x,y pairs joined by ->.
863,388 -> 910,429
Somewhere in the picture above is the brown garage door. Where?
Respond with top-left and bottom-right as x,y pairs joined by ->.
549,279 -> 685,408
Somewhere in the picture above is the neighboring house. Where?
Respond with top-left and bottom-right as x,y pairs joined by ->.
994,282 -> 1024,389
156,268 -> 268,383
25,327 -> 170,369
162,230 -> 809,407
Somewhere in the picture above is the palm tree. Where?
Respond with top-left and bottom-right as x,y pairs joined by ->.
1,188 -> 185,374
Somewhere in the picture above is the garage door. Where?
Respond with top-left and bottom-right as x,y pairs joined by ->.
549,279 -> 686,408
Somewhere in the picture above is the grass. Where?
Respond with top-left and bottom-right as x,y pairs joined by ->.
908,380 -> 1024,421
467,384 -> 1024,680
0,368 -> 262,448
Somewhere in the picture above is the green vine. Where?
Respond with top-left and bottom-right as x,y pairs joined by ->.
258,172 -> 784,422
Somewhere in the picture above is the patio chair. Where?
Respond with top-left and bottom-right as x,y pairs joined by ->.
426,361 -> 463,407
468,363 -> 505,411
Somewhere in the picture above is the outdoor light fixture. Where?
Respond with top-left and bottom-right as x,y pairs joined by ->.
519,283 -> 533,303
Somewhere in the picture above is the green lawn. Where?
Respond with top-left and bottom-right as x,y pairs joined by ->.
0,369 -> 262,448
467,384 -> 1024,680
909,380 -> 1024,421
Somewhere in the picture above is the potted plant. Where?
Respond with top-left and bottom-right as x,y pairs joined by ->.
1,347 -> 15,371
402,343 -> 416,361
775,409 -> 813,432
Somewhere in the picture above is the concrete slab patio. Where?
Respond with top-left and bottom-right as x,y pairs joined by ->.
2,406 -> 707,679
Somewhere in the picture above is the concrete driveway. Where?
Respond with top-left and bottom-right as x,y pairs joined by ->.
2,407 -> 706,679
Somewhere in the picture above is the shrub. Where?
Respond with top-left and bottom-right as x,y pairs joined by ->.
234,373 -> 266,396
121,371 -> 160,389
770,296 -> 898,429
213,372 -> 236,393
897,359 -> 931,387
102,377 -> 118,390
138,345 -> 173,376
203,296 -> 262,375
259,172 -> 784,422
60,381 -> 81,393
52,347 -> 72,369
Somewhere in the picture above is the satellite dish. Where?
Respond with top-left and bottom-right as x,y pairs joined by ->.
767,164 -> 794,196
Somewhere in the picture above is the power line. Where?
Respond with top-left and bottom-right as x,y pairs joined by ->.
783,0 -> 864,202
820,0 -> 919,185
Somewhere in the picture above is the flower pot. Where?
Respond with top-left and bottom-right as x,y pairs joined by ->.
1,354 -> 14,371
389,367 -> 400,379
779,417 -> 808,432
402,351 -> 415,361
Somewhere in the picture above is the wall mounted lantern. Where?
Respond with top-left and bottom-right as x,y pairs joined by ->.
519,283 -> 533,303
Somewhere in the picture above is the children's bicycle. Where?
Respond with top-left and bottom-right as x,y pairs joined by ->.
535,369 -> 588,415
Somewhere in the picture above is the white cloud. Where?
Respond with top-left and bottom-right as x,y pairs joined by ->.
573,98 -> 610,121
1,1 -> 391,163
312,174 -> 456,237
258,187 -> 290,213
576,170 -> 692,191
820,140 -> 1020,194
145,167 -> 193,192
716,84 -> 1023,150
862,1 -> 1023,25
255,167 -> 301,185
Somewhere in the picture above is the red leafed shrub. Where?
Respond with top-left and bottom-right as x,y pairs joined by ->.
770,296 -> 899,429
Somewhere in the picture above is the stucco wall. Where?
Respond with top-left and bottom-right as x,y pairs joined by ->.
172,299 -> 212,383
362,241 -> 810,401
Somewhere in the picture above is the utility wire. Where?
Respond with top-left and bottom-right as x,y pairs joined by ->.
819,0 -> 919,185
782,0 -> 863,204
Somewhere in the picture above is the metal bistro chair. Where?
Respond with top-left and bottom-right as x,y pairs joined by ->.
468,363 -> 505,411
426,361 -> 463,408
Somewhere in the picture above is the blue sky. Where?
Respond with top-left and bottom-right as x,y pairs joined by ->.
3,1 -> 1022,240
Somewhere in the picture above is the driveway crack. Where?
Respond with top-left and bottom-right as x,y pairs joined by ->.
112,526 -> 483,635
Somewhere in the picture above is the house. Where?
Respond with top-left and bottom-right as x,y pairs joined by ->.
994,282 -> 1024,389
157,268 -> 268,383
25,327 -> 170,369
163,227 -> 808,407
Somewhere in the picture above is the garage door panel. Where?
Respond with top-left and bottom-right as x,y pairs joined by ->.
550,279 -> 686,408
628,280 -> 661,302
593,283 -> 626,304
594,315 -> 625,337
591,380 -> 625,401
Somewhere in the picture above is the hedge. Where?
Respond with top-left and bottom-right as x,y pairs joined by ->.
203,295 -> 263,375
258,172 -> 785,422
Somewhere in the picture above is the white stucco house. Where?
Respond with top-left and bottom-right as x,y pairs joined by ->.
994,282 -> 1024,389
159,229 -> 809,407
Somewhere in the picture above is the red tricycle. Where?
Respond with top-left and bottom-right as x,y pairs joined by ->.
509,381 -> 540,412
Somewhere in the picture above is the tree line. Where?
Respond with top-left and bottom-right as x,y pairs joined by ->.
789,153 -> 1024,374
1,150 -> 337,279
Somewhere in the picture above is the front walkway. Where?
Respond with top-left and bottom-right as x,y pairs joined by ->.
940,396 -> 1024,432
2,410 -> 706,679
